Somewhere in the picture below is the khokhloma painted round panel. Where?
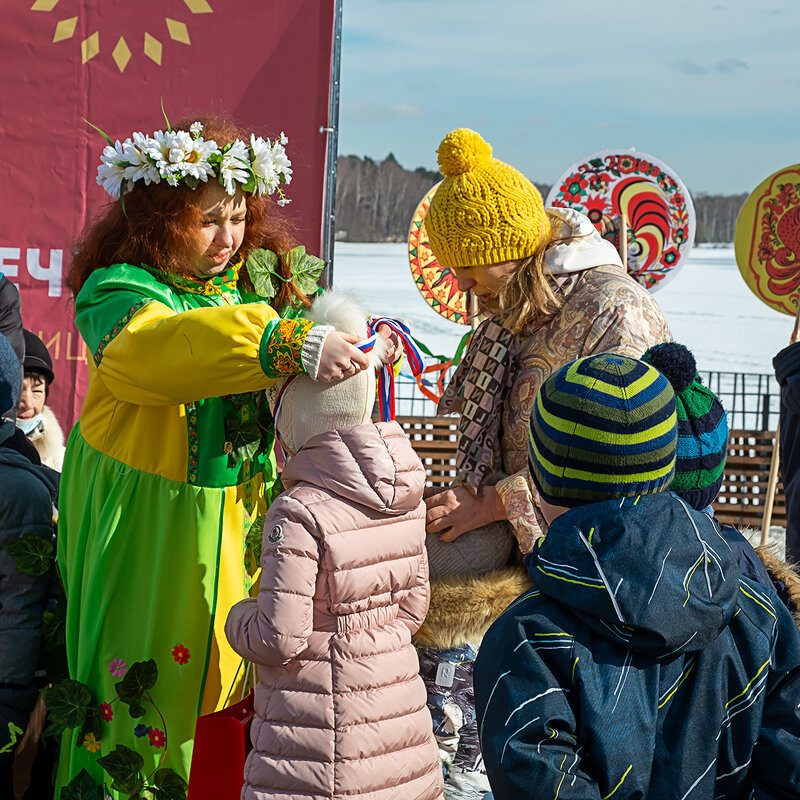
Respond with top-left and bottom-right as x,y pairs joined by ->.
734,163 -> 800,316
545,149 -> 696,292
407,182 -> 472,326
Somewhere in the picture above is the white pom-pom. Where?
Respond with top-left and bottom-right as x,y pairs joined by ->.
305,291 -> 368,339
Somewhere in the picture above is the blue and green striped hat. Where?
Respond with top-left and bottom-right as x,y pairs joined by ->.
528,354 -> 678,507
641,342 -> 728,511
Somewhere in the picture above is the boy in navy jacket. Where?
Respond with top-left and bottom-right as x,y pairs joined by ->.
474,353 -> 800,800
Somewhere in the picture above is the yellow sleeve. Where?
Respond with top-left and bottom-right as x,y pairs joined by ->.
96,300 -> 311,406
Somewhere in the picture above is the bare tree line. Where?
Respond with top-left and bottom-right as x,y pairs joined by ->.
334,154 -> 747,244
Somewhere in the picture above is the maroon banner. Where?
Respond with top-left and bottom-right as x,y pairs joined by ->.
0,0 -> 337,427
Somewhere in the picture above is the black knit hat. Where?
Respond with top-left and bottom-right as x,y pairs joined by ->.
22,329 -> 55,385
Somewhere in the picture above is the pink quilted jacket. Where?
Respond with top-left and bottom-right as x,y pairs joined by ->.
225,420 -> 443,800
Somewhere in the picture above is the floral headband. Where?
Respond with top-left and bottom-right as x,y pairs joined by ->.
95,121 -> 292,205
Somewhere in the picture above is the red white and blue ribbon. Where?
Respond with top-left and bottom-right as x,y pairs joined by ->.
270,375 -> 296,442
367,317 -> 425,421
272,318 -> 425,436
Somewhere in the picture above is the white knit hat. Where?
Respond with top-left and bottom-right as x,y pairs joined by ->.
268,292 -> 388,455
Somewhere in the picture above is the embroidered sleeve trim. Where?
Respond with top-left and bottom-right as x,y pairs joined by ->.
93,300 -> 150,366
186,401 -> 199,484
495,471 -> 546,555
260,318 -> 316,379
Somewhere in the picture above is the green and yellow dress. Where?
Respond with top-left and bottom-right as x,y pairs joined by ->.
57,261 -> 317,792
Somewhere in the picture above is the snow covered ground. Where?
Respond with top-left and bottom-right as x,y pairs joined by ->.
332,243 -> 794,376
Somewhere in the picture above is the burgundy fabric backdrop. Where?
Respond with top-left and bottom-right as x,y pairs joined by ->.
0,0 -> 337,427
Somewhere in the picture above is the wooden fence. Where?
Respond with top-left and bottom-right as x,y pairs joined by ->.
398,417 -> 786,529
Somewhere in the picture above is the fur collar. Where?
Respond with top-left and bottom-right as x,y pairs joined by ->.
755,544 -> 800,628
413,565 -> 532,650
27,405 -> 65,471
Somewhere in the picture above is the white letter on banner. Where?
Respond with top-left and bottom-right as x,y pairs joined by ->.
26,249 -> 63,297
0,248 -> 21,278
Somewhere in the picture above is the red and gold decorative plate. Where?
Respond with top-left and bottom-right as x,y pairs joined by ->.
735,164 -> 800,316
545,149 -> 696,292
407,183 -> 472,326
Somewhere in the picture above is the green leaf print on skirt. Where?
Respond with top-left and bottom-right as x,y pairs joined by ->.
56,427 -> 256,797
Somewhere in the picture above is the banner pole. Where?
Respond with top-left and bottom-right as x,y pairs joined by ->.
470,291 -> 479,330
619,212 -> 628,269
321,0 -> 344,287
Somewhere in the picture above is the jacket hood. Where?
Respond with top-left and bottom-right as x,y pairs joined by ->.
281,420 -> 424,515
545,206 -> 624,276
529,492 -> 739,657
0,419 -> 59,501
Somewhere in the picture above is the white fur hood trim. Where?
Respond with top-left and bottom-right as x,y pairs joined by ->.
28,404 -> 66,471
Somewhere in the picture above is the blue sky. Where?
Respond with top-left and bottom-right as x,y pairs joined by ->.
338,0 -> 800,195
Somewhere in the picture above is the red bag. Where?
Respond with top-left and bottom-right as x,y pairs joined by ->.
187,693 -> 255,800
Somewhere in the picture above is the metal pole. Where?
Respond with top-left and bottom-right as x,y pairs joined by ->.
760,422 -> 780,546
470,291 -> 479,330
619,213 -> 628,270
320,0 -> 343,287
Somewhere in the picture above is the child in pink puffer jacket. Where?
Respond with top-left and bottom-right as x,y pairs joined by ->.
225,294 -> 443,800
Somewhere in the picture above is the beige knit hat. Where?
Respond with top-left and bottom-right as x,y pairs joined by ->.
268,293 -> 387,455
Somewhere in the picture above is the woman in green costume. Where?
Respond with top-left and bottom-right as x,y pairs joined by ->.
56,116 -> 377,796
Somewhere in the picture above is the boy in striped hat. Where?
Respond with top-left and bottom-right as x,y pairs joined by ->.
474,352 -> 800,800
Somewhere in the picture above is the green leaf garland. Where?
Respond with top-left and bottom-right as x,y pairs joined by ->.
1,533 -> 54,576
61,768 -> 103,800
115,659 -> 158,708
246,246 -> 325,301
42,680 -> 93,730
97,745 -> 145,795
150,768 -> 189,800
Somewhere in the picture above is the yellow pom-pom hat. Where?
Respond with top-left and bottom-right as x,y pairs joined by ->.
426,128 -> 549,269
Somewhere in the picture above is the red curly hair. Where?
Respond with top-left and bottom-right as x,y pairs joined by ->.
69,115 -> 310,313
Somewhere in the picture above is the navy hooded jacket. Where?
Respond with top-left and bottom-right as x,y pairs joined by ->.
474,492 -> 800,799
0,418 -> 59,749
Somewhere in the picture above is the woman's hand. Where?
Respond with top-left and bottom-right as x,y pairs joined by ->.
316,331 -> 370,383
376,323 -> 401,364
425,484 -> 507,541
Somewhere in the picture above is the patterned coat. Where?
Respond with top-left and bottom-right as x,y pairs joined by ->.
496,263 -> 673,543
474,492 -> 800,799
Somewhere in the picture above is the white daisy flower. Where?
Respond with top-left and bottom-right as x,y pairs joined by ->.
219,139 -> 251,195
146,130 -> 219,185
122,133 -> 161,186
189,121 -> 203,138
277,197 -> 291,207
250,135 -> 292,197
97,140 -> 130,197
272,144 -> 292,184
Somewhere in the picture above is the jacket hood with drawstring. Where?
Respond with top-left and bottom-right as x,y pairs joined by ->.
474,490 -> 800,800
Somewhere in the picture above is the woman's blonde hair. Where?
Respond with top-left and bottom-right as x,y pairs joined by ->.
494,213 -> 582,333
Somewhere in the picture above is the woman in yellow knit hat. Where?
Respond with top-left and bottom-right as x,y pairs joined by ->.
415,128 -> 671,797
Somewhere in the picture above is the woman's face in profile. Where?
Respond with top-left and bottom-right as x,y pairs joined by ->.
187,182 -> 248,277
451,259 -> 520,311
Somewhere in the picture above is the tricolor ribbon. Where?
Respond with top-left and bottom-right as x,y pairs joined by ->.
270,375 -> 296,440
367,317 -> 426,421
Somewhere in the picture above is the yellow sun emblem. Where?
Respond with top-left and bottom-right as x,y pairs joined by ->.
31,0 -> 213,73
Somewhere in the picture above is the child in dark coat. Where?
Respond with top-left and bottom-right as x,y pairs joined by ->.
643,341 -> 800,615
0,334 -> 59,795
474,353 -> 800,799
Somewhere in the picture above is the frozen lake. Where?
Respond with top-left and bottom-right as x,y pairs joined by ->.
331,243 -> 793,376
